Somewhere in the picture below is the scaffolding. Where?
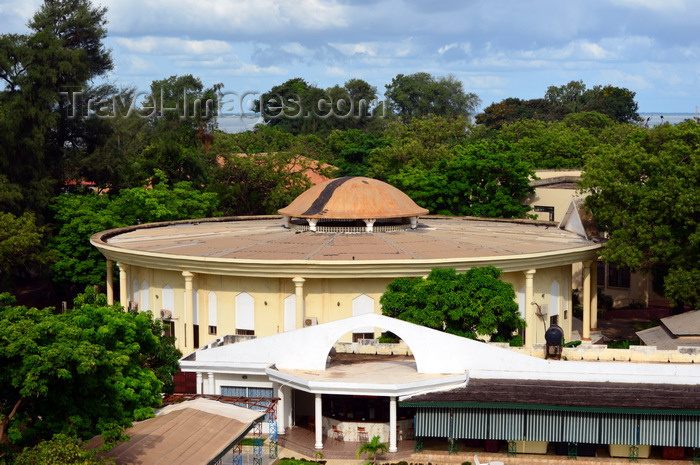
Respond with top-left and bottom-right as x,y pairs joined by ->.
162,394 -> 280,465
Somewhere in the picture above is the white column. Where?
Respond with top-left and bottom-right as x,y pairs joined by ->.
590,261 -> 599,330
524,269 -> 537,345
364,218 -> 376,232
274,382 -> 286,432
582,261 -> 592,341
207,372 -> 215,395
196,372 -> 203,394
183,271 -> 194,349
106,259 -> 114,305
293,277 -> 306,328
314,393 -> 323,449
308,218 -> 318,232
117,262 -> 128,307
389,396 -> 398,452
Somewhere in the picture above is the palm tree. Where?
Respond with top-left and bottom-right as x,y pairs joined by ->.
356,435 -> 388,465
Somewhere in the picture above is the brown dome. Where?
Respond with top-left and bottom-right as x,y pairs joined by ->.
278,176 -> 429,219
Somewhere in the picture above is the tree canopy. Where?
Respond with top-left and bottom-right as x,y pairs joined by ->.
380,267 -> 525,345
388,140 -> 535,217
580,120 -> 700,309
0,287 -> 180,451
384,72 -> 480,120
477,80 -> 639,128
50,177 -> 219,287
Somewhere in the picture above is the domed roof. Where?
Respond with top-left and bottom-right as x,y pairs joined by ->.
278,176 -> 429,219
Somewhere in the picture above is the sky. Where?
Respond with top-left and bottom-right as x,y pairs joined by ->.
3,0 -> 700,124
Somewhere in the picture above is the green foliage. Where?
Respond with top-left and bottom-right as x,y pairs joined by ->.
367,115 -> 469,180
13,434 -> 113,465
208,141 -> 315,216
49,178 -> 219,286
389,140 -> 534,218
478,81 -> 639,129
384,72 -> 480,120
0,212 -> 51,287
494,113 -> 616,169
0,287 -> 180,448
0,0 -> 113,217
356,435 -> 388,465
545,80 -> 639,123
326,129 -> 388,177
255,78 -> 384,135
580,121 -> 700,309
381,267 -> 525,343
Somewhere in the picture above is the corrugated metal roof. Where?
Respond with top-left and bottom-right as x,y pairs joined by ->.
88,399 -> 264,465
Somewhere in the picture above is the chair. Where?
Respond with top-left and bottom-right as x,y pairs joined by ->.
331,424 -> 344,442
357,426 -> 369,443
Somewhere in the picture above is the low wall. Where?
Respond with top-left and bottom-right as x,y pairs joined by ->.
333,340 -> 700,363
506,343 -> 700,363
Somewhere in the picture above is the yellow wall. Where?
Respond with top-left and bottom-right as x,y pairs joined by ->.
124,264 -> 575,353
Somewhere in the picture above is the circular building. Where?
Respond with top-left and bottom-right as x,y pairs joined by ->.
91,176 -> 603,353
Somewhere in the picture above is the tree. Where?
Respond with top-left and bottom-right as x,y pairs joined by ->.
326,129 -> 387,177
356,435 -> 388,465
384,72 -> 480,120
475,98 -> 561,129
0,0 -> 113,216
14,434 -> 113,465
388,140 -> 535,217
545,80 -> 639,123
256,78 -> 385,134
580,120 -> 700,309
0,212 -> 51,289
0,288 -> 181,449
493,113 -> 615,169
366,115 -> 468,180
49,177 -> 219,286
381,267 -> 525,344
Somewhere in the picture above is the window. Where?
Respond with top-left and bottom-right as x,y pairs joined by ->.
236,329 -> 254,336
607,263 -> 631,288
163,320 -> 175,338
208,325 -> 217,335
597,261 -> 606,286
193,324 -> 200,348
221,386 -> 274,420
353,332 -> 375,342
236,292 -> 255,333
352,294 -> 374,336
534,205 -> 555,222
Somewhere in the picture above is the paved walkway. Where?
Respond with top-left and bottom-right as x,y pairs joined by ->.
271,428 -> 696,465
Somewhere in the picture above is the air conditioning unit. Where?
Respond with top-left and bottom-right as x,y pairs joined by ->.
304,317 -> 318,327
160,309 -> 173,320
128,301 -> 139,311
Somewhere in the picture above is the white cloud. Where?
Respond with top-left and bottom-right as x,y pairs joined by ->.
325,66 -> 346,77
115,37 -> 233,55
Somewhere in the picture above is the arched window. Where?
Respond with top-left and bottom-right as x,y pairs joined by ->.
190,290 -> 198,325
131,278 -> 139,310
162,285 -> 174,311
284,294 -> 296,332
352,294 -> 374,341
518,286 -> 526,319
140,280 -> 149,312
549,280 -> 560,325
236,292 -> 255,335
